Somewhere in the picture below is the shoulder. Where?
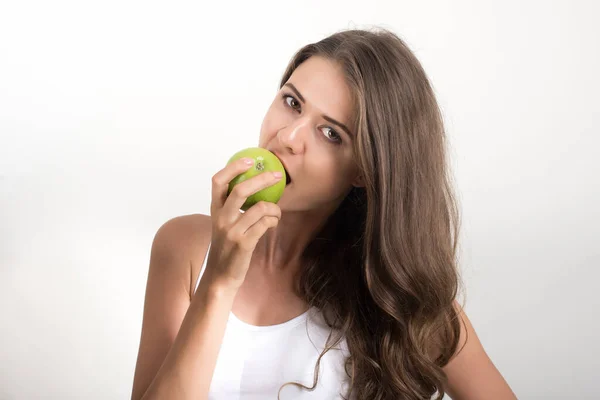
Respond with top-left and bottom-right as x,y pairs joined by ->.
152,213 -> 212,297
131,214 -> 212,399
152,213 -> 211,256
441,301 -> 517,399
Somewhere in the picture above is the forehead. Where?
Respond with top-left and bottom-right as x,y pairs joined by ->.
286,56 -> 354,125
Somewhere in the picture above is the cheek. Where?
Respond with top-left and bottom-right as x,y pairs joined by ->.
307,155 -> 349,187
258,118 -> 270,145
260,105 -> 284,142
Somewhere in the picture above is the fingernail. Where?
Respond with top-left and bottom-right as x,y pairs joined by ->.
273,171 -> 283,178
243,158 -> 254,165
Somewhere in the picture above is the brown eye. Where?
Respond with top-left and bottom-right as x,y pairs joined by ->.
321,127 -> 342,144
284,95 -> 301,111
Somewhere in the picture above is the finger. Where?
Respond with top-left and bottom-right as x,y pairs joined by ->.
211,158 -> 255,210
243,216 -> 280,248
228,201 -> 281,237
222,170 -> 283,215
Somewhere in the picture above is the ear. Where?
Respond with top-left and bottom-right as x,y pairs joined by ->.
352,174 -> 365,188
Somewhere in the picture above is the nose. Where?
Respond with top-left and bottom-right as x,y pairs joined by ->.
278,118 -> 310,154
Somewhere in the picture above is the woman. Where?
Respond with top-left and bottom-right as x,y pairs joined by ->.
131,28 -> 517,399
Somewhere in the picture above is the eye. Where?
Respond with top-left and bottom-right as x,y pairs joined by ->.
321,126 -> 342,144
283,94 -> 301,112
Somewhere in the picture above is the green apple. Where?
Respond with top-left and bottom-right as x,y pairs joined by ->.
226,147 -> 287,211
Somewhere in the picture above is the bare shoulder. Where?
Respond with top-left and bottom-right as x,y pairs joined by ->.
131,213 -> 212,400
153,213 -> 212,297
442,301 -> 517,399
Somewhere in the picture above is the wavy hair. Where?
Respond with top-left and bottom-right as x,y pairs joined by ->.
277,28 -> 465,399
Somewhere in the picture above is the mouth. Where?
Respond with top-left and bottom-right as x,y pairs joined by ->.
284,166 -> 292,185
271,151 -> 292,186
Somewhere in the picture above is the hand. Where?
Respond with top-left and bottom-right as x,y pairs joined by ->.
203,157 -> 283,292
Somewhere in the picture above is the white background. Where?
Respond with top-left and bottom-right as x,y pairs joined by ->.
1,0 -> 598,399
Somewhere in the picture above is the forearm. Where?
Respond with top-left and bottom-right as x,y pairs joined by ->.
140,281 -> 236,400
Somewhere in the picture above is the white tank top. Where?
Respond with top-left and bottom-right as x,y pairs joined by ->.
194,244 -> 352,399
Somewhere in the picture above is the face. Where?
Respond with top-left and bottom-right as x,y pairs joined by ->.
259,56 -> 362,213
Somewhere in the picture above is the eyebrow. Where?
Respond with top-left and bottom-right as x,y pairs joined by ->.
284,83 -> 354,138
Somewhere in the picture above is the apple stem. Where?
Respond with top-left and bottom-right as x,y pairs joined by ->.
256,162 -> 264,171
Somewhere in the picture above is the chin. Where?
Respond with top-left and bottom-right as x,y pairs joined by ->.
276,183 -> 301,211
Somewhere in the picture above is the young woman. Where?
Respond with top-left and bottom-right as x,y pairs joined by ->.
131,28 -> 517,400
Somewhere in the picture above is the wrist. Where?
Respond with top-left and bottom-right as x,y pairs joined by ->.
207,281 -> 239,301
197,273 -> 240,302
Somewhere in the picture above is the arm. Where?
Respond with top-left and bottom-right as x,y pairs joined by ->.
141,278 -> 236,400
130,215 -> 234,400
132,158 -> 282,399
442,301 -> 518,400
131,159 -> 283,399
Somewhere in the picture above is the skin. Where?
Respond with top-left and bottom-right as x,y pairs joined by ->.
131,55 -> 517,400
254,55 -> 363,269
231,56 -> 365,326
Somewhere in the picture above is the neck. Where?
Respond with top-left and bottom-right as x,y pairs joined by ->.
251,206 -> 332,273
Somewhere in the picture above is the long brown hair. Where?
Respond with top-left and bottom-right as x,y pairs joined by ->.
277,27 -> 465,399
